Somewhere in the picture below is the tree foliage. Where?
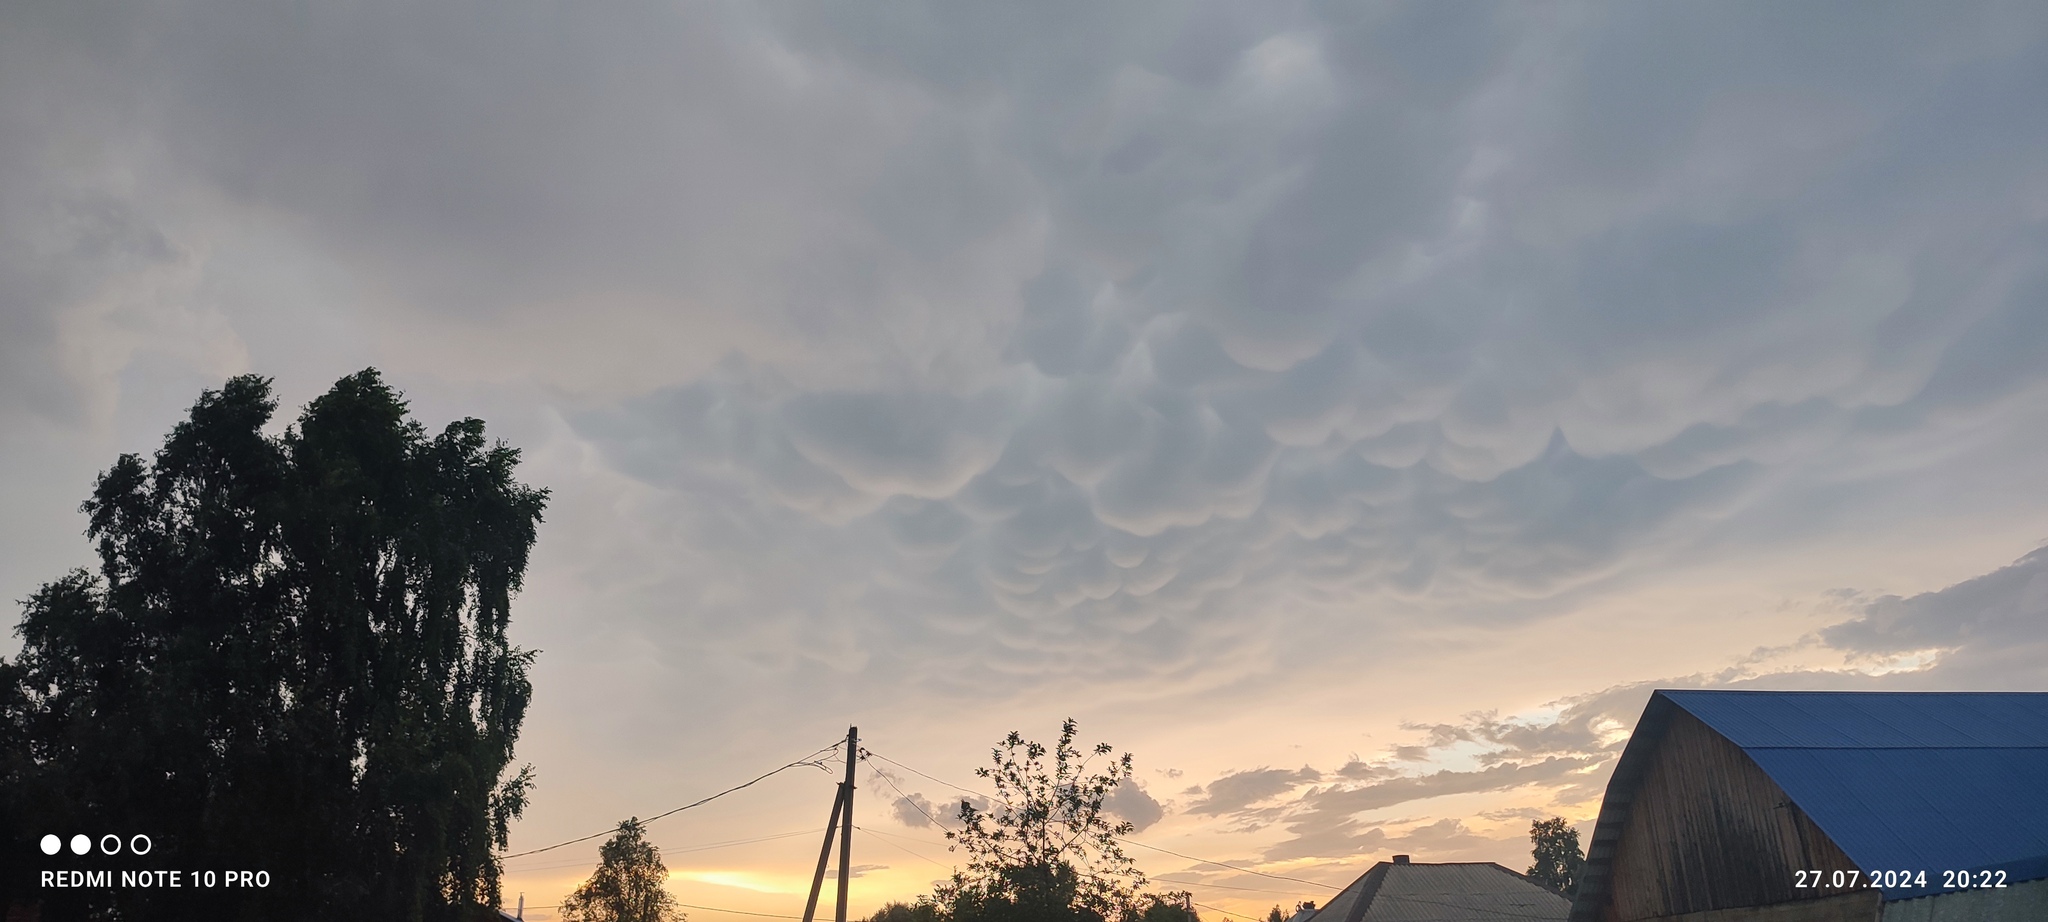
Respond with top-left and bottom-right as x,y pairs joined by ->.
1526,816 -> 1586,896
559,818 -> 685,922
924,720 -> 1196,922
865,901 -> 944,922
0,371 -> 545,921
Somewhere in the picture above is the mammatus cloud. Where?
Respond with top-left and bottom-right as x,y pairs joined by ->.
561,2 -> 2048,699
6,2 -> 2047,705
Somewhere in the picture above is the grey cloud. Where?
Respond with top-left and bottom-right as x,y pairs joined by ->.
1334,761 -> 1398,782
1819,545 -> 2048,687
1184,767 -> 1321,817
892,792 -> 941,829
10,0 -> 2048,731
781,389 -> 1016,499
1295,758 -> 1595,823
1104,781 -> 1165,833
1260,816 -> 1516,865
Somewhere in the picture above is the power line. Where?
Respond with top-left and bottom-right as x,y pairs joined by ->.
861,753 -> 957,834
676,901 -> 806,919
499,740 -> 841,860
1114,838 -> 1342,892
863,750 -> 983,801
505,828 -> 821,872
853,825 -> 954,871
1150,876 -> 1319,897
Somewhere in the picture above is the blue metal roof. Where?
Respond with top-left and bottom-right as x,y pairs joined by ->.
1664,690 -> 2048,900
1662,690 -> 2048,748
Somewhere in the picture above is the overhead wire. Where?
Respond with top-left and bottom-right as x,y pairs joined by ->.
1114,837 -> 1342,892
504,827 -> 820,872
854,825 -> 955,871
504,739 -> 1529,922
675,902 -> 807,919
861,751 -> 958,834
498,739 -> 842,859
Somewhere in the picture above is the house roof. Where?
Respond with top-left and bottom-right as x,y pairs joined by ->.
1313,861 -> 1569,922
1579,690 -> 2048,912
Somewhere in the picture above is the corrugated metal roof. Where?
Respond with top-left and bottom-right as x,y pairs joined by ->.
1662,690 -> 2048,748
1311,862 -> 1382,922
1664,690 -> 2048,900
1316,862 -> 1568,922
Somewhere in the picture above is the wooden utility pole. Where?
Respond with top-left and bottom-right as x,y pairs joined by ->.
837,726 -> 858,922
802,726 -> 859,922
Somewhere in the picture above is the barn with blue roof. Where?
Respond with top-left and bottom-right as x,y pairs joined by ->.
1569,690 -> 2048,922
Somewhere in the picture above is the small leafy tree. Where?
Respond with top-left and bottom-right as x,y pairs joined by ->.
559,818 -> 685,922
1266,906 -> 1284,922
1526,816 -> 1585,895
866,902 -> 944,922
940,719 -> 1146,922
1134,893 -> 1199,922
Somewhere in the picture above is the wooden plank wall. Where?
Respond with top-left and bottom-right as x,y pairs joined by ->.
1603,709 -> 1868,922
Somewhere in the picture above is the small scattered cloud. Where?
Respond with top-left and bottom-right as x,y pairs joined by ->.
892,792 -> 942,829
1105,781 -> 1166,833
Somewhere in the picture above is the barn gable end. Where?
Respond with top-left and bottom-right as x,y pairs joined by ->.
1600,707 -> 1870,922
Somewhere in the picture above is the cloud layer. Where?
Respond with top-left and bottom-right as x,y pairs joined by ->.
1147,543 -> 2048,869
5,3 -> 2048,912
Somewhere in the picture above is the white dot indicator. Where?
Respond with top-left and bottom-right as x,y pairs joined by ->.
40,834 -> 60,855
70,834 -> 90,856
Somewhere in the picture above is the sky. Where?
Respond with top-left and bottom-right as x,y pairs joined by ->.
4,1 -> 2048,919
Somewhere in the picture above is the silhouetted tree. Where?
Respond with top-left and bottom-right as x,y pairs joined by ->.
1134,893 -> 1199,922
866,901 -> 944,922
0,371 -> 545,921
559,819 -> 684,922
937,719 -> 1144,922
1527,816 -> 1585,896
